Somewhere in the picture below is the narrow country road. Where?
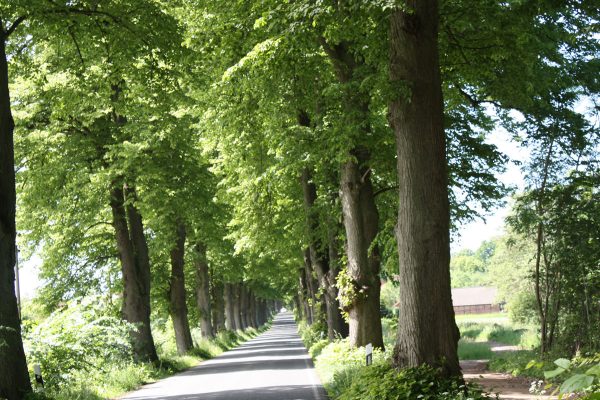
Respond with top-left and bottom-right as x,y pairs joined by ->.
119,312 -> 327,400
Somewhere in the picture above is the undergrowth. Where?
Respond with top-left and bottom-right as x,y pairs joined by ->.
23,298 -> 267,400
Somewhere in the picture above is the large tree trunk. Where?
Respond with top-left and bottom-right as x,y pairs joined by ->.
339,150 -> 384,348
303,248 -> 320,324
298,270 -> 312,324
320,39 -> 383,349
248,290 -> 257,328
301,167 -> 348,340
388,1 -> 460,376
211,280 -> 226,333
224,283 -> 236,330
0,30 -> 32,400
169,222 -> 193,355
232,283 -> 244,330
110,183 -> 158,362
194,242 -> 214,338
327,212 -> 349,338
239,285 -> 249,329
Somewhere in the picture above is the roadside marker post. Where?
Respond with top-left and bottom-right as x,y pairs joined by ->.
34,364 -> 44,387
365,343 -> 373,366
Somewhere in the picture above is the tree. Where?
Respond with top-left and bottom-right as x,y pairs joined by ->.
388,0 -> 460,376
0,13 -> 32,399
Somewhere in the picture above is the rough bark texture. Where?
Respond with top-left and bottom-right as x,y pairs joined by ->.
301,168 -> 348,340
248,291 -> 258,328
194,242 -> 214,338
298,270 -> 312,324
302,248 -> 320,323
320,39 -> 383,348
0,29 -> 32,400
224,283 -> 236,330
239,285 -> 249,329
388,1 -> 460,376
232,283 -> 244,330
211,280 -> 226,333
169,223 -> 193,355
339,150 -> 384,348
110,183 -> 158,362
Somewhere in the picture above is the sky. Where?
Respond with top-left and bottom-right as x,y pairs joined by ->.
16,127 -> 529,300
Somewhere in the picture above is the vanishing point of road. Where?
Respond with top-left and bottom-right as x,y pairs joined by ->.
120,312 -> 328,400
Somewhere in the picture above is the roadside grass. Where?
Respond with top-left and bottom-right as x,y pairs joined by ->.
28,324 -> 268,400
458,340 -> 494,360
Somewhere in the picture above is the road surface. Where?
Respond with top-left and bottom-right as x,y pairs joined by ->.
120,312 -> 327,400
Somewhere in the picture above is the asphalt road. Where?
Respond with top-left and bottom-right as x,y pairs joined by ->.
120,312 -> 327,400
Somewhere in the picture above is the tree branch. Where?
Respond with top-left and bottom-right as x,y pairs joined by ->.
374,185 -> 399,197
6,15 -> 27,37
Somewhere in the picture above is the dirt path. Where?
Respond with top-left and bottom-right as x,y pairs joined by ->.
461,360 -> 557,400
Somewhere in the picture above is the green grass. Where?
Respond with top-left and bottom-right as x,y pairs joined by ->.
458,340 -> 494,360
455,312 -> 510,324
31,325 -> 268,400
488,350 -> 546,379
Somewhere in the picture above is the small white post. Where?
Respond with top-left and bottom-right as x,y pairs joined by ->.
365,343 -> 373,366
34,364 -> 44,387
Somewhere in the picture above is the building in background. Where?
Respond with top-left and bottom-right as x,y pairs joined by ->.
452,286 -> 502,314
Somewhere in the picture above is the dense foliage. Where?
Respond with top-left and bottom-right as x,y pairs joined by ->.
0,0 -> 598,398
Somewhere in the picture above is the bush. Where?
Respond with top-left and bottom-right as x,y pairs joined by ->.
23,297 -> 135,389
335,363 -> 491,400
309,338 -> 330,358
488,350 -> 547,379
298,320 -> 327,350
315,339 -> 385,387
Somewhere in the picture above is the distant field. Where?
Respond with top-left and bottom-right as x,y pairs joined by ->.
455,313 -> 539,360
455,312 -> 509,324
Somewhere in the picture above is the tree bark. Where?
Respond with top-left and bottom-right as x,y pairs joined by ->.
0,29 -> 32,400
169,222 -> 193,355
110,182 -> 158,363
339,150 -> 384,348
320,39 -> 383,349
298,270 -> 312,324
224,283 -> 236,330
240,285 -> 249,329
301,167 -> 348,340
248,290 -> 258,328
303,248 -> 320,324
211,280 -> 226,333
194,242 -> 214,338
232,283 -> 243,330
388,1 -> 460,376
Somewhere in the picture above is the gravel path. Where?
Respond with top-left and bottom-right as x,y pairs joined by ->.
462,360 -> 557,400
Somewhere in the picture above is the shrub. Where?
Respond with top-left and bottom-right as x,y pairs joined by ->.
315,339 -> 385,386
298,320 -> 327,350
543,354 -> 600,398
23,297 -> 135,389
488,350 -> 546,379
335,363 -> 491,400
309,338 -> 330,359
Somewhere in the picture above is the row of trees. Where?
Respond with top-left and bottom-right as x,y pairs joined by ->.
1,0 -> 598,399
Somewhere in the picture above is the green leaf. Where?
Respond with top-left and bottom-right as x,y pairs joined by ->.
544,367 -> 566,379
554,358 -> 571,369
586,364 -> 600,377
559,374 -> 594,394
